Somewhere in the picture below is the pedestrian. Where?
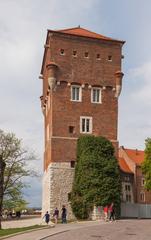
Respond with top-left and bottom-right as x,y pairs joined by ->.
53,207 -> 59,224
44,211 -> 50,224
103,205 -> 109,222
109,203 -> 115,221
61,205 -> 67,223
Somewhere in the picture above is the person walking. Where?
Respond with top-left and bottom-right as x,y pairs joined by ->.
61,205 -> 67,223
53,207 -> 59,224
109,203 -> 115,221
103,205 -> 109,222
44,211 -> 50,224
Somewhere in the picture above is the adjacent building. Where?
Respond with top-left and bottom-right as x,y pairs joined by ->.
119,146 -> 151,204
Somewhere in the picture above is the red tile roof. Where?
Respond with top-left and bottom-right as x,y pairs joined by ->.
49,27 -> 125,43
124,148 -> 144,166
119,157 -> 133,173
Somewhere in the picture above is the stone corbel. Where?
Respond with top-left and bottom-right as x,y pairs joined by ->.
115,71 -> 124,98
46,62 -> 58,91
39,75 -> 43,79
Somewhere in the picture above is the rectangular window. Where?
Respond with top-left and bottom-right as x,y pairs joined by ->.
140,192 -> 145,202
126,194 -> 131,202
71,85 -> 81,101
80,117 -> 92,134
69,126 -> 75,134
125,184 -> 131,191
70,161 -> 75,168
91,88 -> 101,103
141,178 -> 145,186
125,176 -> 130,182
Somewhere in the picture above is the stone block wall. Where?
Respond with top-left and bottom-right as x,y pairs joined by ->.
42,162 -> 75,220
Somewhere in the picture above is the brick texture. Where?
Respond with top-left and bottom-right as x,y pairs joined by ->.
40,30 -> 124,170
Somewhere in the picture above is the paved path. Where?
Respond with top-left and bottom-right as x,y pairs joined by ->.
44,219 -> 151,240
1,220 -> 106,240
2,219 -> 151,240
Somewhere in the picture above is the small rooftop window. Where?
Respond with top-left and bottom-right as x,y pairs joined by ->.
73,50 -> 77,57
96,53 -> 101,60
84,52 -> 89,58
60,49 -> 65,55
108,55 -> 112,61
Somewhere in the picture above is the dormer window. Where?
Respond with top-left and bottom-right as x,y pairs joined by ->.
73,50 -> 77,57
108,55 -> 112,61
60,49 -> 65,55
84,52 -> 89,58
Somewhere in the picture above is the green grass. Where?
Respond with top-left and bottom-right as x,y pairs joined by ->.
0,225 -> 46,237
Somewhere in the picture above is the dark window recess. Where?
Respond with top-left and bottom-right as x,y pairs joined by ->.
96,54 -> 101,59
70,161 -> 75,168
73,50 -> 77,57
60,49 -> 65,55
108,55 -> 112,61
68,192 -> 72,201
69,126 -> 75,133
85,52 -> 89,58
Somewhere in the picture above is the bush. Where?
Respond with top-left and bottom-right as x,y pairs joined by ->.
71,136 -> 121,219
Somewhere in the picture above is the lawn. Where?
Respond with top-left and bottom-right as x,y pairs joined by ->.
0,225 -> 46,237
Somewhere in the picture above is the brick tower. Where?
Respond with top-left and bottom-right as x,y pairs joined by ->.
39,27 -> 125,218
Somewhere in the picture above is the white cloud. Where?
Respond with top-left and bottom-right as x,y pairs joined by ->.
129,62 -> 151,103
119,61 -> 151,150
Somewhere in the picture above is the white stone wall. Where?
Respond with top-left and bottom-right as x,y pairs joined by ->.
42,162 -> 75,220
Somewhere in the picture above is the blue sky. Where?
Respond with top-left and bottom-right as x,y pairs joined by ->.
0,0 -> 151,207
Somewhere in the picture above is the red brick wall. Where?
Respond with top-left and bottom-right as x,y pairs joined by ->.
42,32 -> 123,170
136,166 -> 151,204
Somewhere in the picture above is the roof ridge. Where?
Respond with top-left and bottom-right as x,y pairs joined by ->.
48,27 -> 125,43
57,26 -> 81,32
58,26 -> 112,39
125,148 -> 144,152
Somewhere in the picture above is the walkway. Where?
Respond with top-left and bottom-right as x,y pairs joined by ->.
1,220 -> 105,240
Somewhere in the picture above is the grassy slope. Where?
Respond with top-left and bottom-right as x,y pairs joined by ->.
0,225 -> 46,237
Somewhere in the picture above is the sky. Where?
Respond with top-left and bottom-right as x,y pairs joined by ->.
0,0 -> 151,207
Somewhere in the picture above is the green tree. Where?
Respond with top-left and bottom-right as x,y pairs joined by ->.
0,129 -> 37,229
71,136 -> 121,219
142,138 -> 151,190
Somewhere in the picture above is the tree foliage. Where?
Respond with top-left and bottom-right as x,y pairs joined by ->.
142,138 -> 151,190
71,136 -> 121,219
0,129 -> 37,228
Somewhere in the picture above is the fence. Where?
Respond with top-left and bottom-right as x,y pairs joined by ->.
121,202 -> 151,218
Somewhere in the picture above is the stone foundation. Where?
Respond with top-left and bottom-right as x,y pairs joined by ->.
42,162 -> 75,220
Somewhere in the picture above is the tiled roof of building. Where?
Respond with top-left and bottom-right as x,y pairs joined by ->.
49,27 -> 125,43
119,157 -> 133,173
124,148 -> 144,166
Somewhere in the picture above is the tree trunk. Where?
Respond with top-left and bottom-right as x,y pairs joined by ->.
0,156 -> 6,229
